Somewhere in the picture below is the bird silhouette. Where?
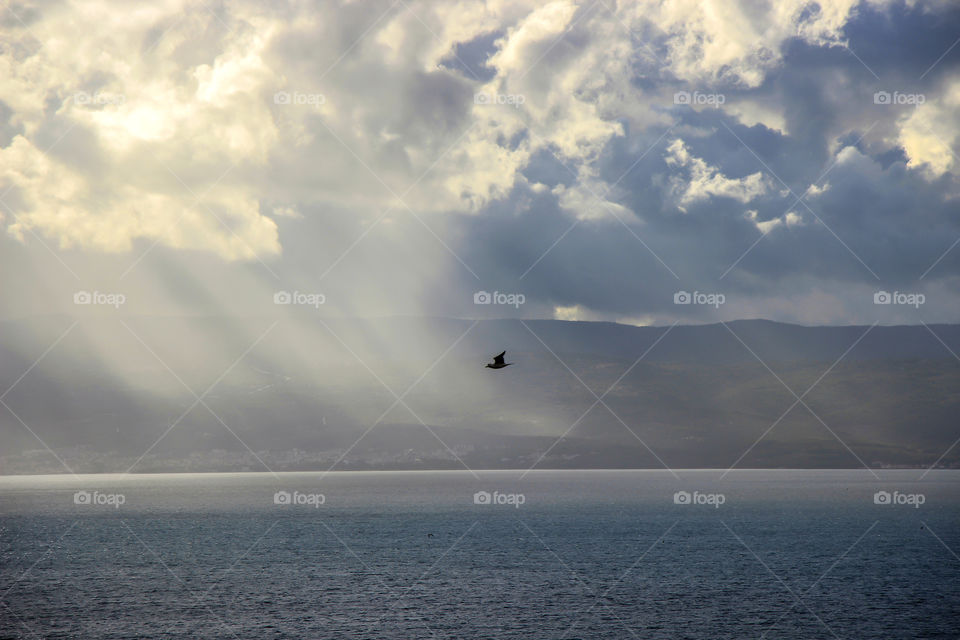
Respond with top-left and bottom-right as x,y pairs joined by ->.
485,350 -> 512,369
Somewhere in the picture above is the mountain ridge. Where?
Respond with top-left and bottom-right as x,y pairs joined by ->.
1,316 -> 958,473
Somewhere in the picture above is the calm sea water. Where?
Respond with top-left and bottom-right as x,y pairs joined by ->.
1,470 -> 958,639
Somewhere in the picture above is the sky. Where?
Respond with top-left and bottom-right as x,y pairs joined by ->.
2,0 -> 960,327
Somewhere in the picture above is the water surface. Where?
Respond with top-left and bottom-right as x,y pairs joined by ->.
1,470 -> 958,638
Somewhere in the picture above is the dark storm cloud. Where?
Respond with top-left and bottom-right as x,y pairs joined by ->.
430,0 -> 960,323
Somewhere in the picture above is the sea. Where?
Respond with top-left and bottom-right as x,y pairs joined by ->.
1,469 -> 958,639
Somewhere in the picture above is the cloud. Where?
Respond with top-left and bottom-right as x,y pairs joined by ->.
552,304 -> 584,321
665,139 -> 772,209
896,76 -> 960,179
1,0 -> 960,327
1,133 -> 281,258
0,1 -> 282,259
746,209 -> 804,234
631,0 -> 862,87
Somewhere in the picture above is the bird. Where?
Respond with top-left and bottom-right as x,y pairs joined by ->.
485,350 -> 512,369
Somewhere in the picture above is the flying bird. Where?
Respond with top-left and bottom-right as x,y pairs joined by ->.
485,350 -> 512,369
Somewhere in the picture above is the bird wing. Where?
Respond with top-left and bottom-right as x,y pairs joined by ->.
493,351 -> 506,364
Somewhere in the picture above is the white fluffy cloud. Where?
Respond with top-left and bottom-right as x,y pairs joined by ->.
0,0 -> 282,259
897,76 -> 960,179
1,0 -> 953,287
665,139 -> 772,209
1,0 -> 633,257
626,0 -> 864,87
746,209 -> 804,234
